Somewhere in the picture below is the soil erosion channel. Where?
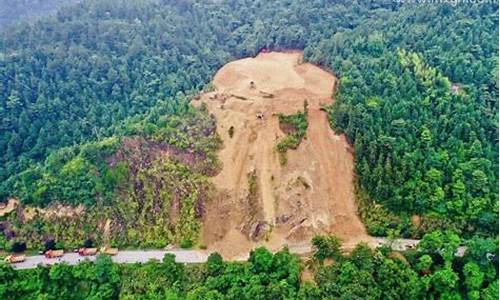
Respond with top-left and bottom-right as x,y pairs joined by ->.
196,52 -> 372,258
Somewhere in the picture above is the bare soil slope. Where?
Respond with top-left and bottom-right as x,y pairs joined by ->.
197,52 -> 372,258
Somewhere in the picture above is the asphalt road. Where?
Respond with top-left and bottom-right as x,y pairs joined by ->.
12,250 -> 209,270
9,238 -> 465,270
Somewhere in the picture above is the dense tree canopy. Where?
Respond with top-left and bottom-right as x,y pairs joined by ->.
0,0 -> 373,201
312,4 -> 499,237
0,0 -> 81,27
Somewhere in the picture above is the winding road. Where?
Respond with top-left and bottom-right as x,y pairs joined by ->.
9,238 -> 447,270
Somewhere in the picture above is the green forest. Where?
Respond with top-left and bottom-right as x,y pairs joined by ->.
0,0 -> 498,297
0,0 -> 81,27
1,0 -> 496,247
315,4 -> 499,237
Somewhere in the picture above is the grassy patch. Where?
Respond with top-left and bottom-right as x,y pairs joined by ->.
248,171 -> 258,201
247,170 -> 259,218
276,101 -> 308,165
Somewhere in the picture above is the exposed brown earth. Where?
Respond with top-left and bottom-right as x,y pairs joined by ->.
197,52 -> 373,258
0,198 -> 18,217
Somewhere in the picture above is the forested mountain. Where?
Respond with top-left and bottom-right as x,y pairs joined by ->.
0,0 -> 497,266
0,0 -> 498,298
2,0 -> 497,233
0,0 -> 357,202
0,0 -> 80,27
0,0 -> 386,249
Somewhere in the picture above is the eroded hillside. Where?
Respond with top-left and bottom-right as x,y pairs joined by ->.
196,52 -> 372,258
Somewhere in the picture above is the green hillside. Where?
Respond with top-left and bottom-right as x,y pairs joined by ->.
0,1 -> 498,297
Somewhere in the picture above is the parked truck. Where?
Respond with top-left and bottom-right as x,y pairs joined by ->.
4,254 -> 25,264
78,247 -> 98,256
45,249 -> 64,258
100,247 -> 118,256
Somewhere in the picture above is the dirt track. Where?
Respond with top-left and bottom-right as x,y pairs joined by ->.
197,52 -> 373,258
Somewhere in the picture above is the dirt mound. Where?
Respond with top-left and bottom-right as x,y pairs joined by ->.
197,52 -> 372,258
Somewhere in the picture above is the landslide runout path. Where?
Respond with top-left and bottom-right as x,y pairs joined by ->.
196,52 -> 373,258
